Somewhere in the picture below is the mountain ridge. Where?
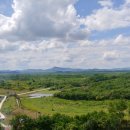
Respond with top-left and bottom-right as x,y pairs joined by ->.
0,67 -> 130,74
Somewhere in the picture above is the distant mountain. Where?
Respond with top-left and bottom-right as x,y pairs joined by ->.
0,67 -> 130,74
45,67 -> 85,73
0,70 -> 19,74
20,69 -> 44,73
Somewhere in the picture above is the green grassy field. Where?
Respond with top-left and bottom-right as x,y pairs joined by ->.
2,89 -> 109,117
39,89 -> 60,94
1,89 -> 130,125
19,89 -> 108,116
2,89 -> 130,117
21,97 -> 109,116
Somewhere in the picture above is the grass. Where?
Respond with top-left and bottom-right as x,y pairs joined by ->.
0,88 -> 10,95
2,97 -> 17,112
1,97 -> 17,124
2,89 -> 130,121
21,97 -> 110,116
20,89 -> 109,116
1,89 -> 61,123
38,89 -> 60,94
0,88 -> 29,95
0,87 -> 57,97
1,97 -> 38,124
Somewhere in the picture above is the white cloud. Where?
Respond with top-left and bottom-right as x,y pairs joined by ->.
0,0 -> 130,69
114,34 -> 130,45
82,0 -> 130,31
125,0 -> 130,5
103,51 -> 120,61
98,0 -> 113,7
0,34 -> 130,69
0,0 -> 89,41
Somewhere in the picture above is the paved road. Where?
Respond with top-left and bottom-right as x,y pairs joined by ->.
0,95 -> 7,120
0,95 -> 9,129
0,96 -> 7,110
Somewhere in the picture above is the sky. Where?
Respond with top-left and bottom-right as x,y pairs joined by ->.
0,0 -> 130,70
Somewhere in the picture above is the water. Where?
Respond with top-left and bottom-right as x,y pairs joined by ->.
29,93 -> 53,98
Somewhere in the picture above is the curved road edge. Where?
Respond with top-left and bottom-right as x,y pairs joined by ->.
0,95 -> 9,129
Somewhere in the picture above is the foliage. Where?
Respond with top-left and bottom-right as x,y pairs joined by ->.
11,115 -> 35,130
11,110 -> 130,130
1,72 -> 130,129
54,73 -> 130,100
1,73 -> 130,100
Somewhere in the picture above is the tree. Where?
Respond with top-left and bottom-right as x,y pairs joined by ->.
35,115 -> 53,130
109,100 -> 127,118
11,115 -> 35,130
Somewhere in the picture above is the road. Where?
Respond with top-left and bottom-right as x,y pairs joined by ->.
0,96 -> 7,110
0,95 -> 7,120
0,95 -> 9,129
18,88 -> 50,96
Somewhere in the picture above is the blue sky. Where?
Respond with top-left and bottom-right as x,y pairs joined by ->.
75,0 -> 124,16
0,0 -> 130,70
75,0 -> 101,17
0,0 -> 13,16
0,0 -> 125,17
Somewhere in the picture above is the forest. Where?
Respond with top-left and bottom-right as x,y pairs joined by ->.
1,72 -> 130,100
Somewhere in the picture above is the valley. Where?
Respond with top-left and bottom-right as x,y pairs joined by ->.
1,71 -> 130,129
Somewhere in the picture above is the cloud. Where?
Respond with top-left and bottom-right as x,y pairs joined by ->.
98,0 -> 113,7
125,0 -> 130,5
0,34 -> 130,69
0,0 -> 89,41
0,39 -> 19,52
82,0 -> 130,31
103,51 -> 120,61
114,34 -> 130,45
0,0 -> 130,69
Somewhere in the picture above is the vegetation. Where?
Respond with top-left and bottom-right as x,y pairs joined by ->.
54,73 -> 130,100
10,100 -> 130,130
1,72 -> 130,129
21,97 -> 108,116
1,73 -> 130,100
